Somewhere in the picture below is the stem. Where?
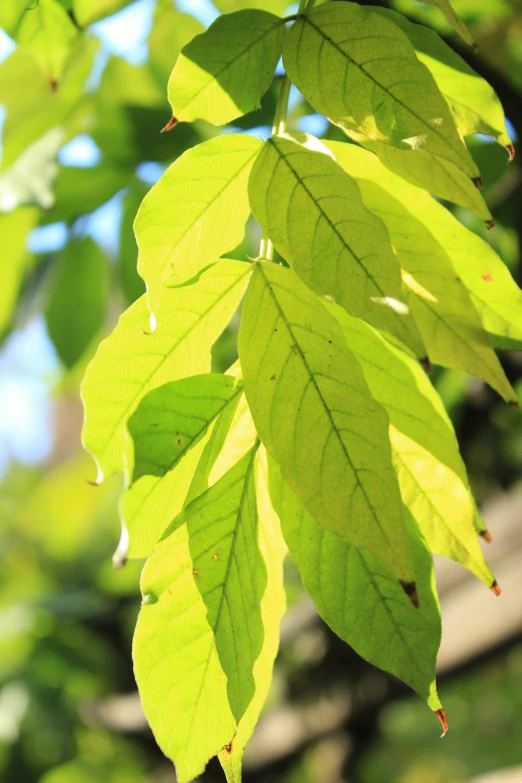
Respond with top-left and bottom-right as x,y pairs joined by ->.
258,0 -> 312,261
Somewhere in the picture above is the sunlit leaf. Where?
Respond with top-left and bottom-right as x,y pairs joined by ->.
123,374 -> 244,558
375,7 -> 511,152
283,2 -> 478,179
71,0 -> 134,26
239,261 -> 414,584
45,237 -> 108,368
269,458 -> 442,710
134,444 -> 285,783
168,10 -> 285,126
327,140 -> 522,353
248,136 -> 424,355
15,0 -> 79,83
119,182 -> 148,305
415,0 -> 475,47
148,1 -> 203,87
135,134 -> 261,311
0,127 -> 63,212
81,259 -> 251,480
330,304 -> 496,588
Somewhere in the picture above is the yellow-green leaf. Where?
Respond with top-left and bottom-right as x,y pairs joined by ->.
416,0 -> 475,48
330,303 -> 496,588
248,136 -> 423,355
0,207 -> 38,335
239,262 -> 414,584
81,259 -> 251,481
168,10 -> 285,126
16,0 -> 79,83
283,2 -> 478,179
135,134 -> 261,311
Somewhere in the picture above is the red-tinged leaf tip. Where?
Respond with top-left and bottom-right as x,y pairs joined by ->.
48,78 -> 58,93
160,115 -> 178,133
486,219 -> 495,230
480,530 -> 493,543
420,357 -> 432,374
490,580 -> 502,597
400,580 -> 420,608
507,144 -> 515,163
435,708 -> 448,737
472,176 -> 483,190
509,400 -> 520,410
223,743 -> 233,754
482,272 -> 493,282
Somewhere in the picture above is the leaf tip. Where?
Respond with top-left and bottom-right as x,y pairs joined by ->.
485,219 -> 495,230
420,356 -> 432,374
507,144 -> 515,163
490,580 -> 502,597
400,580 -> 419,608
160,115 -> 179,133
472,176 -> 483,190
435,708 -> 448,737
112,525 -> 129,569
480,530 -> 493,544
509,400 -> 520,411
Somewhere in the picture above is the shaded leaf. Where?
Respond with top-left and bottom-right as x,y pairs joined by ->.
42,165 -> 131,226
81,259 -> 251,480
118,182 -> 148,305
45,237 -> 108,368
330,303 -> 496,588
283,2 -> 478,178
248,136 -> 423,354
16,0 -> 78,83
238,262 -> 414,583
168,10 -> 285,126
135,134 -> 261,311
269,457 -> 441,710
123,374 -> 244,558
148,1 -> 203,87
416,0 -> 475,48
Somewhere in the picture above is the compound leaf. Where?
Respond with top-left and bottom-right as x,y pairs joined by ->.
239,261 -> 414,584
270,458 -> 442,711
283,2 -> 478,179
123,374 -> 244,558
330,303 -> 496,588
248,136 -> 423,355
81,259 -> 251,481
135,134 -> 261,312
168,10 -> 285,126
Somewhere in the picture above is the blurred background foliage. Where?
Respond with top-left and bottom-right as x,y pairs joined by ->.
1,0 -> 522,781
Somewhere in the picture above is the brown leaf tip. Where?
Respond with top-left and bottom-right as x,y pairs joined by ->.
481,272 -> 493,282
480,530 -> 493,543
490,580 -> 502,597
472,176 -> 483,190
485,219 -> 495,230
400,580 -> 420,608
435,708 -> 448,737
507,144 -> 515,163
160,115 -> 178,133
509,400 -> 520,411
420,357 -> 432,374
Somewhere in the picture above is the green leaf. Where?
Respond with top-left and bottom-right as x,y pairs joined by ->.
45,238 -> 108,368
0,207 -> 38,335
248,136 -> 424,355
269,458 -> 442,711
81,259 -> 251,481
238,261 -> 414,584
168,10 -> 285,126
42,165 -> 130,226
0,127 -> 63,212
283,2 -> 478,179
71,0 -> 134,26
219,446 -> 287,782
148,1 -> 203,87
122,374 -> 244,558
214,0 -> 289,14
135,134 -> 261,311
326,140 -> 522,355
134,444 -> 286,783
0,0 -> 27,36
373,7 -> 511,152
416,0 -> 475,48
329,303 -> 496,588
118,182 -> 148,305
16,0 -> 79,83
